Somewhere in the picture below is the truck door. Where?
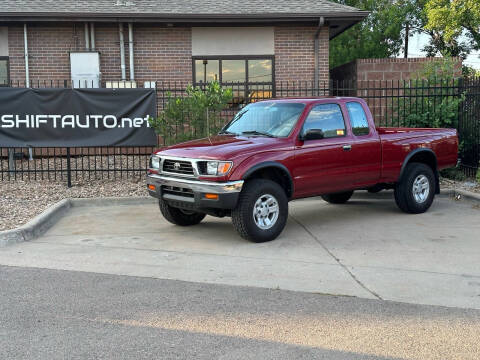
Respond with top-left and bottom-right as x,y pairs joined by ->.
293,103 -> 355,197
344,101 -> 382,186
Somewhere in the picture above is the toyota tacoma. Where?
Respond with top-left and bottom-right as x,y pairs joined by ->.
147,97 -> 458,242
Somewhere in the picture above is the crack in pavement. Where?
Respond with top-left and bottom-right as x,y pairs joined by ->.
290,214 -> 383,300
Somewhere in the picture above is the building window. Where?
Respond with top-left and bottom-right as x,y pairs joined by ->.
0,57 -> 9,86
193,56 -> 274,104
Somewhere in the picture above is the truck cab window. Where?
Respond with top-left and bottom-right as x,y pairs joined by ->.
346,102 -> 369,136
303,103 -> 346,138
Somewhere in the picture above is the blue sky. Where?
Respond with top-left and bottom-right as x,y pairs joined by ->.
406,33 -> 480,69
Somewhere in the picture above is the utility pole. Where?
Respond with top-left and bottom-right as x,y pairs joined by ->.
404,22 -> 409,58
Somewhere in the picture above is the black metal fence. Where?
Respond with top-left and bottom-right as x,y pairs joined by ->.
0,146 -> 155,186
1,77 -> 479,185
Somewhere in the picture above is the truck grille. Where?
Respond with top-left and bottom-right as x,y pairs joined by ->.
162,159 -> 194,176
161,185 -> 194,198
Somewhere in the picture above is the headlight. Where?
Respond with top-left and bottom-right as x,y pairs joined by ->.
205,161 -> 233,176
150,155 -> 160,169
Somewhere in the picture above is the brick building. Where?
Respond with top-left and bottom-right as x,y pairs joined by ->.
0,0 -> 367,95
330,58 -> 463,84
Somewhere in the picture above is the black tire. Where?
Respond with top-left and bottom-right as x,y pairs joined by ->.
232,179 -> 288,243
394,162 -> 435,214
321,191 -> 354,204
158,200 -> 206,226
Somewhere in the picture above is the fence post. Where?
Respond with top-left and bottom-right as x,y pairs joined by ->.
7,148 -> 15,174
66,147 -> 72,188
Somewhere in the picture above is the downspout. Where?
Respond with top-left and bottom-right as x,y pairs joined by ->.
90,23 -> 95,50
314,16 -> 325,93
118,23 -> 126,81
84,23 -> 90,50
24,23 -> 33,161
128,22 -> 134,81
23,23 -> 29,88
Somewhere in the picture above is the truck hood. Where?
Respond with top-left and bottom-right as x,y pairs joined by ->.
156,135 -> 290,161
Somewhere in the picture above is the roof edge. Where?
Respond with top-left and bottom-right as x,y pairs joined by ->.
0,11 -> 370,22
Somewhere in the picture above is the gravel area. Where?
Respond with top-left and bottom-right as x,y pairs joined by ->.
0,178 -> 146,232
440,178 -> 480,193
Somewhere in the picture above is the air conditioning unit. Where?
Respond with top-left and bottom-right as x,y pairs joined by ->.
106,80 -> 137,89
70,52 -> 101,88
144,81 -> 156,89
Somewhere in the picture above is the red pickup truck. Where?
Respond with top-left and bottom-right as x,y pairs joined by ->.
147,97 -> 458,242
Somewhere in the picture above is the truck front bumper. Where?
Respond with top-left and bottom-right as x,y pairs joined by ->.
147,174 -> 244,211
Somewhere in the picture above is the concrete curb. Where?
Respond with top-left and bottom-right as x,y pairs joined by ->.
70,196 -> 155,207
0,199 -> 72,247
0,196 -> 156,247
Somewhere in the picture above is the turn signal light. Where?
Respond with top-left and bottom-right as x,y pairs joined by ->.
205,193 -> 219,200
217,162 -> 232,175
148,184 -> 156,191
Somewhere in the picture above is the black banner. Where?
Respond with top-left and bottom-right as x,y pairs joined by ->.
0,88 -> 157,147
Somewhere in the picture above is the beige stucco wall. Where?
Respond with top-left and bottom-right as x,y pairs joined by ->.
0,27 -> 8,56
192,27 -> 274,56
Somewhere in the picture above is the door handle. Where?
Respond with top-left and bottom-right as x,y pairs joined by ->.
343,145 -> 352,151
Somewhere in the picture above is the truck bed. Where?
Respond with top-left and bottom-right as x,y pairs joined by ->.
376,127 -> 458,181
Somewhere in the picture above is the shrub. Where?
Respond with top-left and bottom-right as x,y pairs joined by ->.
149,81 -> 233,145
395,58 -> 465,129
440,167 -> 466,181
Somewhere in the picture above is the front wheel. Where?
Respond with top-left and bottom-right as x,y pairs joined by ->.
232,179 -> 288,243
159,200 -> 206,226
394,162 -> 435,214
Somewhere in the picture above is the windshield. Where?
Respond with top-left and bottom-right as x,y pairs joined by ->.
221,102 -> 306,138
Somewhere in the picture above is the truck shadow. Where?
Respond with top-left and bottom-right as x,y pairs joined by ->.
288,190 -> 449,230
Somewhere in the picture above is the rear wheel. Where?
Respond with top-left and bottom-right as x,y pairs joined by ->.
232,179 -> 288,243
394,162 -> 435,214
159,200 -> 206,226
321,191 -> 354,204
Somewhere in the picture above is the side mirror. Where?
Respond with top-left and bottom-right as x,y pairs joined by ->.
301,129 -> 324,141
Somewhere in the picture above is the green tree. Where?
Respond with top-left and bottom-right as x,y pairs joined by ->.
330,0 -> 474,68
149,81 -> 233,145
425,0 -> 480,53
462,65 -> 480,78
330,0 -> 417,68
410,0 -> 470,58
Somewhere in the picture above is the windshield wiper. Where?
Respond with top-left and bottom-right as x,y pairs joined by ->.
218,130 -> 237,135
241,131 -> 275,138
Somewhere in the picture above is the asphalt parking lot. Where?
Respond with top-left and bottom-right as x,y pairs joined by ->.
1,191 -> 479,310
2,265 -> 479,360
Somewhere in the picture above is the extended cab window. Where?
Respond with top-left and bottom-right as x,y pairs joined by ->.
346,102 -> 369,136
302,103 -> 346,139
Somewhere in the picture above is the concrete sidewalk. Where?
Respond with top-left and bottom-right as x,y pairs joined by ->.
0,191 -> 479,309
